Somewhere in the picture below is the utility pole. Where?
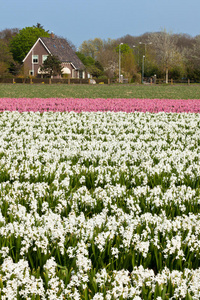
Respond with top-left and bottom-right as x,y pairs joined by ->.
142,55 -> 145,84
119,43 -> 123,83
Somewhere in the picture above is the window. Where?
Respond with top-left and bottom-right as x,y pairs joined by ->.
79,71 -> 83,79
29,70 -> 34,76
42,55 -> 48,63
32,55 -> 38,64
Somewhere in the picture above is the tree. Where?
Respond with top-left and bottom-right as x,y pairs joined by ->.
10,25 -> 49,63
184,36 -> 200,80
149,30 -> 183,83
0,39 -> 14,76
0,39 -> 13,63
76,52 -> 104,78
96,39 -> 118,78
0,28 -> 19,76
39,55 -> 63,77
116,43 -> 138,80
33,23 -> 46,30
0,28 -> 19,42
79,38 -> 104,59
77,32 -> 199,81
116,43 -> 131,54
121,51 -> 138,79
98,48 -> 118,78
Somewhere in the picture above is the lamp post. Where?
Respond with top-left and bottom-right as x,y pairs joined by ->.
142,55 -> 145,84
119,43 -> 123,83
139,42 -> 152,83
133,45 -> 139,66
139,42 -> 152,57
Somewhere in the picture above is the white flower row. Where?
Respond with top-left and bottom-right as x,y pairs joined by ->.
0,111 -> 199,299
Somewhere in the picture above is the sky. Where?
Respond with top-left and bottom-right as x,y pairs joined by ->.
0,0 -> 200,49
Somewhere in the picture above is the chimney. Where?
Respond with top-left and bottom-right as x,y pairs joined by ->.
51,32 -> 55,39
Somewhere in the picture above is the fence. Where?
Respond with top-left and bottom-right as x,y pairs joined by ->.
143,77 -> 196,85
0,77 -> 197,85
0,77 -> 110,84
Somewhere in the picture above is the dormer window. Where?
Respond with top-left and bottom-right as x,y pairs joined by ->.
32,55 -> 38,64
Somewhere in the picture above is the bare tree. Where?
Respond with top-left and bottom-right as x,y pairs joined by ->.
0,28 -> 19,42
149,30 -> 182,83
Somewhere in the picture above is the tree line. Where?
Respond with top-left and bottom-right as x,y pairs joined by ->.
1,24 -> 200,82
78,31 -> 200,82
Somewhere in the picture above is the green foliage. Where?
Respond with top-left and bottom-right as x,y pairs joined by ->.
2,27 -> 200,80
169,65 -> 185,80
121,51 -> 137,78
87,62 -> 104,78
76,52 -> 95,66
76,52 -> 104,78
116,43 -> 132,54
39,55 -> 63,77
0,112 -> 199,298
10,26 -> 49,63
76,52 -> 89,65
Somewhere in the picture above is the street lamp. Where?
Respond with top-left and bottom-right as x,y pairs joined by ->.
139,42 -> 152,82
133,45 -> 139,65
142,55 -> 145,84
139,42 -> 152,57
119,43 -> 123,83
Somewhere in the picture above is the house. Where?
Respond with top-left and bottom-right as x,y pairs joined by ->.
22,33 -> 86,78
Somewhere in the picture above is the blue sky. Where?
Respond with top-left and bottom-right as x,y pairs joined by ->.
0,0 -> 199,49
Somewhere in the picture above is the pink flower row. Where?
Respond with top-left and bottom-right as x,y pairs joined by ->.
0,98 -> 200,113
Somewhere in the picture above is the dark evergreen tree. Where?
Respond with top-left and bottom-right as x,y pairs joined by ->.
40,55 -> 63,77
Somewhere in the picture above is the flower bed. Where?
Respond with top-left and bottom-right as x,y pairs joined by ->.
0,97 -> 200,112
0,109 -> 200,299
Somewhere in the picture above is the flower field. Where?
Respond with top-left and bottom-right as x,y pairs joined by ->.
0,98 -> 200,113
0,98 -> 200,299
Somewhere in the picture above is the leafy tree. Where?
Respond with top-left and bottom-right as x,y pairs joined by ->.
116,43 -> 131,54
10,25 -> 49,63
39,55 -> 63,77
76,52 -> 95,66
76,52 -> 104,78
115,43 -> 138,80
121,51 -> 137,79
87,61 -> 104,78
